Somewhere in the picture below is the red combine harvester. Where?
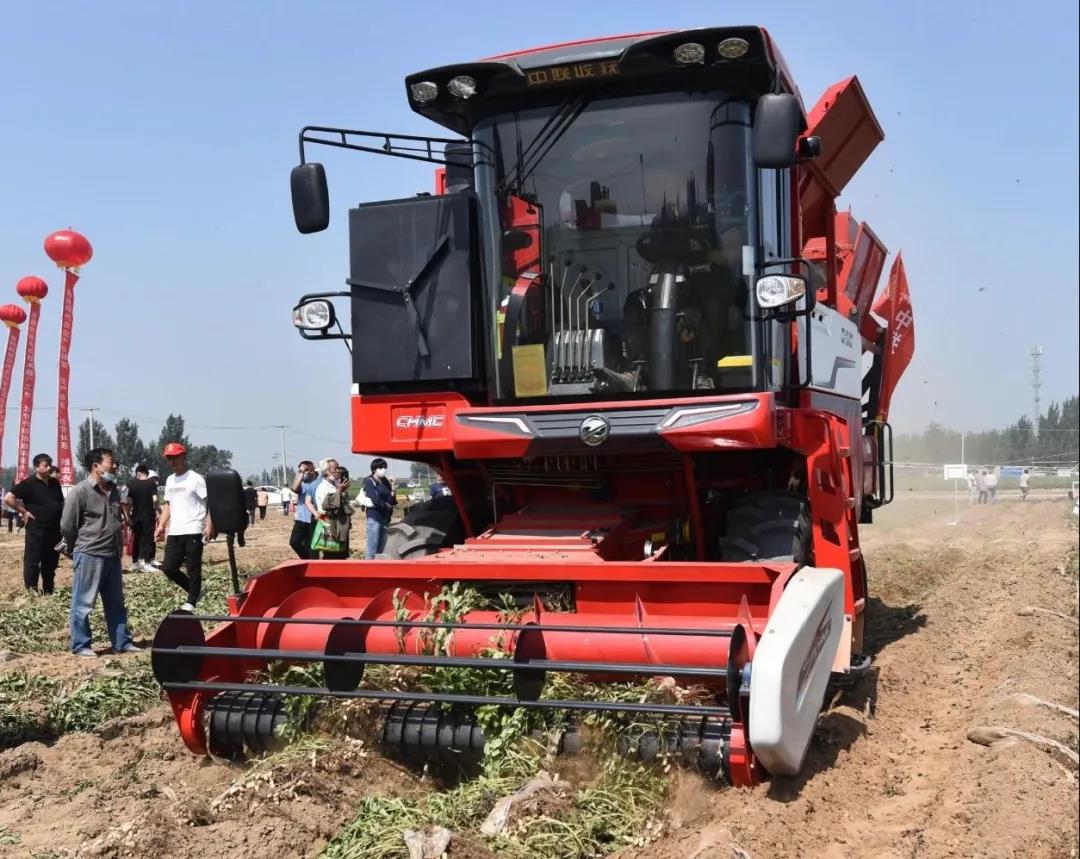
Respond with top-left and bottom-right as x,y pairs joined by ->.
153,27 -> 914,785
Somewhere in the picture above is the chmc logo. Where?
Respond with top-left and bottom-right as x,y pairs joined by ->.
395,415 -> 445,429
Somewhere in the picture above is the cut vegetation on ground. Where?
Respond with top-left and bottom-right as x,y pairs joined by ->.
0,502 -> 1075,858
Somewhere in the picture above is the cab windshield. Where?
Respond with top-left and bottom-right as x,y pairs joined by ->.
474,92 -> 759,401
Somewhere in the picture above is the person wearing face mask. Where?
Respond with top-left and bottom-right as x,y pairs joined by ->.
361,458 -> 395,559
59,447 -> 138,658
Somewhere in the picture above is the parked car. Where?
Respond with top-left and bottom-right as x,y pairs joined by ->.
256,486 -> 295,507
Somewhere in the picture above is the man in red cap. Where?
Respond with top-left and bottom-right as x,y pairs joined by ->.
154,443 -> 214,611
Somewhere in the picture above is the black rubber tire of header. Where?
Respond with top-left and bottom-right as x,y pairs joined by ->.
719,491 -> 812,563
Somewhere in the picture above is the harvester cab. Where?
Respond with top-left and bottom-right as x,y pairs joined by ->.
153,27 -> 914,786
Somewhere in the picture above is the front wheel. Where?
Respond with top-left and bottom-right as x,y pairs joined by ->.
378,496 -> 464,560
719,491 -> 811,563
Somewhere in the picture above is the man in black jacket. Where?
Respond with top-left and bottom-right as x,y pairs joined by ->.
243,481 -> 257,527
4,453 -> 65,594
126,464 -> 159,572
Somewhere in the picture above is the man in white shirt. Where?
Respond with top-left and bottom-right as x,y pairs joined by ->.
154,443 -> 214,611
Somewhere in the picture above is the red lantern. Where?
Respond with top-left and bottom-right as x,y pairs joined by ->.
16,275 -> 48,304
44,229 -> 93,271
42,230 -> 92,485
14,275 -> 48,481
0,304 -> 26,328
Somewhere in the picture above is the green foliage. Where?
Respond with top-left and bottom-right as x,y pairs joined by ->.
142,413 -> 233,475
0,565 -> 236,653
896,396 -> 1078,467
409,462 -> 434,481
113,418 -> 148,477
186,444 -> 234,474
75,418 -> 116,469
0,662 -> 160,745
69,412 -> 234,479
46,663 -> 160,733
322,752 -> 665,859
313,582 -> 677,858
269,662 -> 327,742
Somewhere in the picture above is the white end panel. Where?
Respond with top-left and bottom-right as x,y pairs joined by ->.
797,306 -> 862,399
748,567 -> 845,775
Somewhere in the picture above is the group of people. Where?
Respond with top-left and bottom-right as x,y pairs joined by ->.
5,447 -> 401,659
967,466 -> 1033,504
242,482 -> 269,525
4,445 -> 212,658
241,482 -> 297,526
287,456 -> 396,561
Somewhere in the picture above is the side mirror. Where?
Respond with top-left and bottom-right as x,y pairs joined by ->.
291,163 -> 330,234
752,94 -> 803,169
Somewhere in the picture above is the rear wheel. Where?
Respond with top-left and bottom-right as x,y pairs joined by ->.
720,491 -> 811,563
378,496 -> 464,560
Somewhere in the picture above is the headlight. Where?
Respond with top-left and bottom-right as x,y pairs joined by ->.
292,299 -> 335,330
755,275 -> 807,309
673,42 -> 706,65
717,37 -> 750,59
409,81 -> 439,104
447,75 -> 478,99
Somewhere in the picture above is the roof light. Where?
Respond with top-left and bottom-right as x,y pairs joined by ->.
756,275 -> 806,309
447,75 -> 478,99
673,42 -> 706,65
717,37 -> 750,59
410,81 -> 439,104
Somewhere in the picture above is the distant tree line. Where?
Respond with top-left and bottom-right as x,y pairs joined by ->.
0,414 -> 233,489
896,396 -> 1079,467
74,413 -> 233,479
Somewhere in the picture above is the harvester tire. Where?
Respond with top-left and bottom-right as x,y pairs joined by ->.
379,496 -> 464,560
720,491 -> 811,563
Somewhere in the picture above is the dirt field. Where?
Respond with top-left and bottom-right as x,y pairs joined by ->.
0,497 -> 1076,858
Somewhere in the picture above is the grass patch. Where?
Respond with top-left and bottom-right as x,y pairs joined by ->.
315,583 -> 680,858
0,661 -> 161,745
322,751 -> 666,859
0,565 -> 239,653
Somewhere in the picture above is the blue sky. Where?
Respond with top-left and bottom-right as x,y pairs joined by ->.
1,1 -> 1077,476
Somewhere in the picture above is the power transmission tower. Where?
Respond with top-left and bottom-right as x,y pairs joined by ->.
1029,344 -> 1043,438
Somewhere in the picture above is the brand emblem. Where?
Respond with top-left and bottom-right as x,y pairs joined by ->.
395,415 -> 445,429
579,414 -> 610,447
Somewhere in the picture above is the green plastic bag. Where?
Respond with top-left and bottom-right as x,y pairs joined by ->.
310,519 -> 342,554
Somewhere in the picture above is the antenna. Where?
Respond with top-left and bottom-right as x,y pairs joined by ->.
1029,344 -> 1043,438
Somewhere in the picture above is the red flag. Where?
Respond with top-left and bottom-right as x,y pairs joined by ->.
56,269 -> 79,486
16,304 -> 41,483
872,254 -> 914,422
0,327 -> 21,469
